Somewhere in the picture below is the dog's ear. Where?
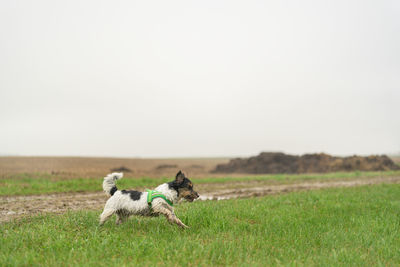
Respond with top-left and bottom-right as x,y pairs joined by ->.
175,170 -> 185,184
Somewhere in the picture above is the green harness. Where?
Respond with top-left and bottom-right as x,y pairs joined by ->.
146,189 -> 173,208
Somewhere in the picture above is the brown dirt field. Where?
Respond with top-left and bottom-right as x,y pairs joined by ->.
1,156 -> 398,179
1,176 -> 399,223
0,156 -> 229,178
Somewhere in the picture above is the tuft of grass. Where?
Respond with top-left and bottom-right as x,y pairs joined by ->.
1,184 -> 400,266
1,170 -> 400,196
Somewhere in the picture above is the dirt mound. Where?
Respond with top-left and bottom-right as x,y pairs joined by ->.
110,166 -> 132,173
155,164 -> 178,170
212,152 -> 399,174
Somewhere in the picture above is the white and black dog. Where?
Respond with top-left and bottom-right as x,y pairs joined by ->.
99,171 -> 199,228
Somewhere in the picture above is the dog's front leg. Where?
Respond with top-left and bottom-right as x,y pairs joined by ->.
168,210 -> 188,228
154,205 -> 188,228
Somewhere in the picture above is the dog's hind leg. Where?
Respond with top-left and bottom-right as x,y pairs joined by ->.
99,208 -> 115,225
115,210 -> 127,225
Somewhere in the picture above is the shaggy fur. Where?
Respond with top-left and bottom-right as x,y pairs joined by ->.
99,171 -> 199,228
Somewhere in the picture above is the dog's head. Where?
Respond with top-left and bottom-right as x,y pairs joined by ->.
171,171 -> 199,202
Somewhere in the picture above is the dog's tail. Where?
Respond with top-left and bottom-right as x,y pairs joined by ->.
103,172 -> 123,196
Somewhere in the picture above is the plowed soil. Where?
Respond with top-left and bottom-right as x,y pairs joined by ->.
0,156 -> 229,178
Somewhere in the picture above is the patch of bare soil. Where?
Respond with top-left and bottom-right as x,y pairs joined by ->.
0,192 -> 108,223
1,176 -> 400,223
199,176 -> 400,200
213,152 -> 399,174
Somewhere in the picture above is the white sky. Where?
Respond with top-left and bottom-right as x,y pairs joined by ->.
0,0 -> 399,158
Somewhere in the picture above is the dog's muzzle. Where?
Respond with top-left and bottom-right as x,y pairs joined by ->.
185,191 -> 199,202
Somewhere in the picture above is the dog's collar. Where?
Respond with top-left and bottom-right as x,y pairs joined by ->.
146,189 -> 173,207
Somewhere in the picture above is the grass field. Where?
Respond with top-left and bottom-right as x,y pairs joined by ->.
1,170 -> 400,196
1,184 -> 400,266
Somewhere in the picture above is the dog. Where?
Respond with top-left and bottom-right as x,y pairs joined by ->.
99,170 -> 199,228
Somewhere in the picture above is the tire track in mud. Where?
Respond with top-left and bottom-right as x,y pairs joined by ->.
1,176 -> 400,223
198,176 -> 400,200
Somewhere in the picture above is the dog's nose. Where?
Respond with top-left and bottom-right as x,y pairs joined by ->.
195,192 -> 199,198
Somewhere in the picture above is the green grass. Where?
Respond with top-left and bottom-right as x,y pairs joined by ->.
1,170 -> 400,196
1,184 -> 400,266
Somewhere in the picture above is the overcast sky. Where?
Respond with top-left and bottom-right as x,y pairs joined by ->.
0,0 -> 399,158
